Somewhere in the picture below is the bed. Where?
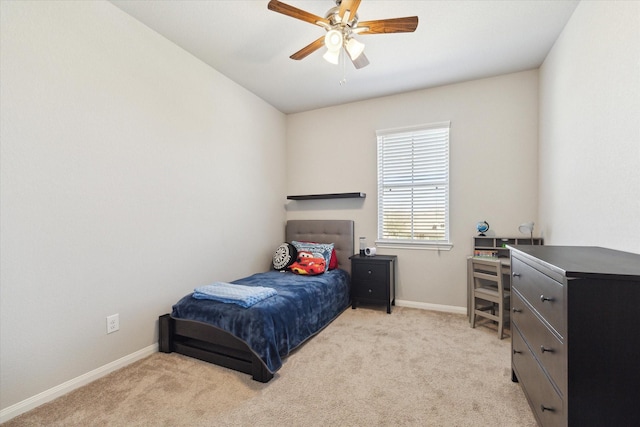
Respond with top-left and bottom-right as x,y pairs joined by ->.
158,219 -> 354,382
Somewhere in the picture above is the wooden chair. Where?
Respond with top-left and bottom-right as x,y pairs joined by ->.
470,257 -> 510,339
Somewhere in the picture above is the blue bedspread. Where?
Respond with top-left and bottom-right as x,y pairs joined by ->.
171,269 -> 350,373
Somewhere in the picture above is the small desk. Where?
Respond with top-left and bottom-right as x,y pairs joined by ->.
468,236 -> 543,322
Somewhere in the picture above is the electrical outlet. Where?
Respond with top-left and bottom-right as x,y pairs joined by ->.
106,314 -> 119,334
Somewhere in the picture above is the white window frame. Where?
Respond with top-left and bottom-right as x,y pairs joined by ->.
376,121 -> 452,250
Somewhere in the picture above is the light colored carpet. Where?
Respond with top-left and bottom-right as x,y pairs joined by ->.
4,307 -> 536,426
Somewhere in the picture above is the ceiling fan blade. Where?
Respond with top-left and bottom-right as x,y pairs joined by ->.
358,17 -> 419,34
339,0 -> 362,22
351,52 -> 370,69
268,0 -> 329,27
290,36 -> 325,60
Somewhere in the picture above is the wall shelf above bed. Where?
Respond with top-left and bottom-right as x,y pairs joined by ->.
286,192 -> 366,201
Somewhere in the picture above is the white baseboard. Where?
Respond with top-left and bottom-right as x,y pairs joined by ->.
0,344 -> 158,424
395,299 -> 467,315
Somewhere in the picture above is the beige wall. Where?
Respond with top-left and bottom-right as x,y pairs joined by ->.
539,0 -> 640,253
0,1 -> 286,412
286,70 -> 539,310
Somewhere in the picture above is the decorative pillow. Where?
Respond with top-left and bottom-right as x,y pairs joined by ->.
272,243 -> 298,271
291,241 -> 334,273
289,251 -> 327,275
328,249 -> 338,270
294,241 -> 338,269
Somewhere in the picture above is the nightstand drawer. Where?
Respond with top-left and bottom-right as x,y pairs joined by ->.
352,280 -> 386,300
511,257 -> 565,337
352,262 -> 387,283
512,289 -> 566,396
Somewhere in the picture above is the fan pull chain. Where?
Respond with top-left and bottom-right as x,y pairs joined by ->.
339,49 -> 347,85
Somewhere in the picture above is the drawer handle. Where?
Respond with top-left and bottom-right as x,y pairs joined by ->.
368,289 -> 372,293
540,295 -> 554,303
367,270 -> 372,275
512,272 -> 521,277
512,307 -> 522,313
513,349 -> 523,355
540,345 -> 554,354
540,404 -> 555,412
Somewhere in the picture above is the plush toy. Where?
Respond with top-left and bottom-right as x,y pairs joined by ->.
289,251 -> 326,275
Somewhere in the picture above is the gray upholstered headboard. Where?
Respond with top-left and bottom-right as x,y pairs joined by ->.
285,220 -> 354,275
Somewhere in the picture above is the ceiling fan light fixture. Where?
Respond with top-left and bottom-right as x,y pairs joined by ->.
345,37 -> 365,60
268,0 -> 419,70
323,48 -> 341,64
324,29 -> 343,51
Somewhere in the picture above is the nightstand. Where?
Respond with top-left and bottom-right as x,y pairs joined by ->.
350,254 -> 397,314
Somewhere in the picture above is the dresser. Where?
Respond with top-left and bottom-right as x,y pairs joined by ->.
509,246 -> 640,427
350,254 -> 397,314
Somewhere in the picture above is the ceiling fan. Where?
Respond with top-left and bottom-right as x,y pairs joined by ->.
267,0 -> 419,69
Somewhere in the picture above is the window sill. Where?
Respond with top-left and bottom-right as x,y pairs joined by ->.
375,240 -> 453,251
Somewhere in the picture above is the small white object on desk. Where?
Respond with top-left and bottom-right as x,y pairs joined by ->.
364,247 -> 377,256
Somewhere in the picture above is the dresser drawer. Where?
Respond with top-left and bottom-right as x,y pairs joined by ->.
511,257 -> 565,337
513,326 -> 565,427
352,280 -> 386,300
352,262 -> 388,283
511,289 -> 566,396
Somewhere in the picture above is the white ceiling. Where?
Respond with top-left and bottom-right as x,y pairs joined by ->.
110,0 -> 579,114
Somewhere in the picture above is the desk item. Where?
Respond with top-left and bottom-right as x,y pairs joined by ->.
364,247 -> 376,256
510,245 -> 640,426
518,221 -> 535,242
476,220 -> 490,236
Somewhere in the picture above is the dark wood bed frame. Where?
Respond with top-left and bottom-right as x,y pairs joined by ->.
158,219 -> 354,382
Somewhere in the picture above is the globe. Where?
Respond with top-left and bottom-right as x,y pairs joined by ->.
476,221 -> 490,236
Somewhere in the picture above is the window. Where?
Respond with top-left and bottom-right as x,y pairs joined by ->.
376,121 -> 451,249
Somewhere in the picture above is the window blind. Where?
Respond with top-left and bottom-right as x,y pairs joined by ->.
377,122 -> 450,245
